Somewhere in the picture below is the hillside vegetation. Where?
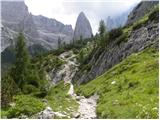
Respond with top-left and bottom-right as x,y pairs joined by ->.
1,2 -> 159,119
76,47 -> 159,118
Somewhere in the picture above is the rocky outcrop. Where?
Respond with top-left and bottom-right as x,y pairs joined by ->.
74,10 -> 159,84
48,50 -> 79,84
34,107 -> 55,119
1,1 -> 39,50
74,12 -> 92,40
1,1 -> 73,52
126,1 -> 158,25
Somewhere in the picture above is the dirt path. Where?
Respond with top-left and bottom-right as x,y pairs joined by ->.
58,50 -> 99,119
68,82 -> 99,119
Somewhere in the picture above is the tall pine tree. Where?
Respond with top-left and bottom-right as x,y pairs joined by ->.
98,20 -> 107,48
98,20 -> 106,36
11,32 -> 30,89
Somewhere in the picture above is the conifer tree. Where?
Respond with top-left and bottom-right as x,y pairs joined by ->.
98,20 -> 106,48
11,32 -> 30,89
98,20 -> 106,36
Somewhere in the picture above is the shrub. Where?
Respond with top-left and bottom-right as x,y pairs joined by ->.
1,75 -> 19,108
22,84 -> 39,94
7,95 -> 45,118
109,27 -> 123,40
116,33 -> 128,45
132,15 -> 148,30
72,48 -> 79,54
148,6 -> 159,23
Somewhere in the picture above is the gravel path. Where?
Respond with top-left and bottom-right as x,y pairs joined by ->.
59,50 -> 99,119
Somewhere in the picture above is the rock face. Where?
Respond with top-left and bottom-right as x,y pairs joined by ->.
34,107 -> 55,119
74,12 -> 92,40
1,1 -> 73,52
48,50 -> 79,84
32,15 -> 73,48
73,3 -> 159,84
126,1 -> 159,25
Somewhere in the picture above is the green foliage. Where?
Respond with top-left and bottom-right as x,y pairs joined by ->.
56,38 -> 93,56
10,33 -> 30,89
45,81 -> 78,118
132,15 -> 148,30
98,20 -> 106,36
1,75 -> 19,108
2,32 -> 50,101
22,84 -> 39,94
148,5 -> 159,23
108,27 -> 123,40
116,32 -> 128,45
33,54 -> 64,72
76,41 -> 95,65
98,20 -> 107,48
78,49 -> 85,63
2,95 -> 45,118
76,48 -> 159,118
132,5 -> 159,31
72,48 -> 79,54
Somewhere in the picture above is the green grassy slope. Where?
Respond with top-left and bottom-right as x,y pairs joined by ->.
1,95 -> 46,118
45,81 -> 78,118
76,47 -> 159,118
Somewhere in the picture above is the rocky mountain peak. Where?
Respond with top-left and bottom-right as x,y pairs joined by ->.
79,12 -> 86,18
1,1 -> 74,52
73,12 -> 92,40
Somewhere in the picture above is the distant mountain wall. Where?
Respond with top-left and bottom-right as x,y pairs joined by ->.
1,1 -> 74,52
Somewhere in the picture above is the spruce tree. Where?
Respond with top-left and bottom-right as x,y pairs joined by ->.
11,32 -> 30,89
98,20 -> 106,36
98,20 -> 106,48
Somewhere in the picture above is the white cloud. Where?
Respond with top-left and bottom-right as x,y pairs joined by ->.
25,0 -> 141,34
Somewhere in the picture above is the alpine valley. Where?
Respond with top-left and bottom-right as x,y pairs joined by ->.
1,0 -> 159,119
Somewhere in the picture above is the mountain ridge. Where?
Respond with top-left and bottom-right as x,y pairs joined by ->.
1,1 -> 74,52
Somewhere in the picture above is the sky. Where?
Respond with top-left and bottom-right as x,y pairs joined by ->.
24,0 -> 141,34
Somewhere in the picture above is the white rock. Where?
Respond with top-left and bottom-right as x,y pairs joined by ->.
111,81 -> 116,84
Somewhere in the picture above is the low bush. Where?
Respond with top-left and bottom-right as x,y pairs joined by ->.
108,27 -> 123,40
148,5 -> 159,23
132,16 -> 148,30
116,33 -> 128,45
6,95 -> 45,118
1,75 -> 19,108
22,84 -> 39,94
